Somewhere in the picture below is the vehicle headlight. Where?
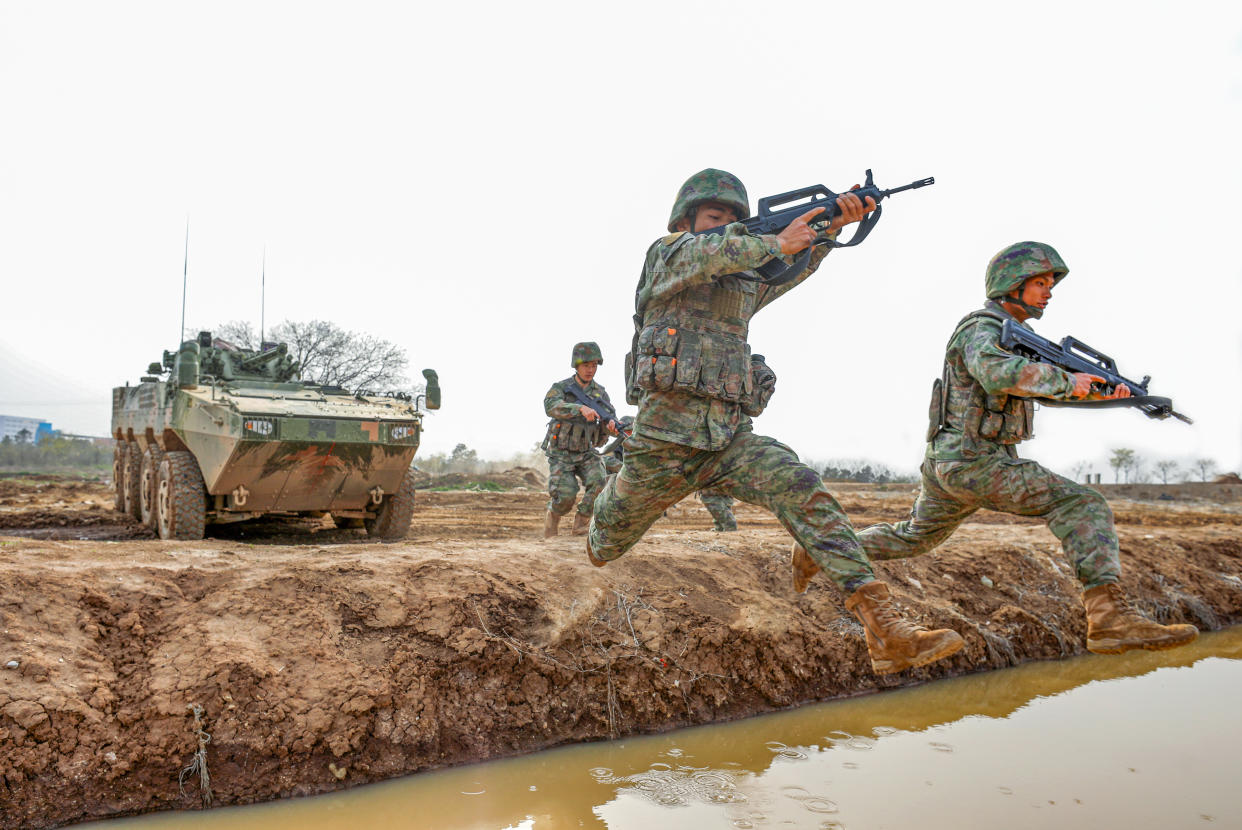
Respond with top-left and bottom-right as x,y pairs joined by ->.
243,417 -> 277,438
388,423 -> 418,442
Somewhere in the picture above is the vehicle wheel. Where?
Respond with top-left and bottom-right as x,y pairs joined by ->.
112,442 -> 127,512
156,451 -> 207,540
139,444 -> 164,528
122,441 -> 143,520
364,468 -> 417,540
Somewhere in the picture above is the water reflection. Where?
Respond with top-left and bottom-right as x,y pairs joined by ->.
92,627 -> 1242,829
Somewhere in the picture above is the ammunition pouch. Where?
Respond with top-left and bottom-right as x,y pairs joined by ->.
544,419 -> 601,453
632,323 -> 752,404
741,353 -> 776,417
926,369 -> 947,442
971,390 -> 1034,444
624,348 -> 641,406
944,382 -> 1033,448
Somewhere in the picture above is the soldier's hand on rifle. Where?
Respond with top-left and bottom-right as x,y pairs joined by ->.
1070,373 -> 1132,400
579,405 -> 599,422
776,207 -> 826,255
1070,373 -> 1103,398
826,188 -> 878,233
605,419 -> 619,436
1092,382 -> 1131,401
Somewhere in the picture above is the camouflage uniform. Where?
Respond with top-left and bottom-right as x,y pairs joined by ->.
858,248 -> 1121,590
698,488 -> 737,531
543,377 -> 610,520
588,175 -> 876,592
602,428 -> 736,531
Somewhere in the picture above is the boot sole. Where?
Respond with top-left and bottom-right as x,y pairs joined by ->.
1087,627 -> 1199,655
871,635 -> 965,675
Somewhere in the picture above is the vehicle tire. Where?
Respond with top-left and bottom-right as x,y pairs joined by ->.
364,468 -> 417,540
139,444 -> 164,528
122,440 -> 143,520
155,451 -> 207,540
112,442 -> 127,512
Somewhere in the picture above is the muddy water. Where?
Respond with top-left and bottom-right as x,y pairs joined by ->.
93,627 -> 1242,830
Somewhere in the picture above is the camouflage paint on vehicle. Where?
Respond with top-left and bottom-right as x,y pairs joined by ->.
111,332 -> 438,533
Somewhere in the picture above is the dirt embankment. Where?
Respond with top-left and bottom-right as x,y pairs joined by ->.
2,477 -> 1241,829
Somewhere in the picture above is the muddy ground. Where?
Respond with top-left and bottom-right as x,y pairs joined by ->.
2,473 -> 1241,828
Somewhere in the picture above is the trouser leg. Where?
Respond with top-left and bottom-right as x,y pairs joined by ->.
545,453 -> 580,516
698,488 -> 736,531
588,436 -> 699,562
952,456 -> 1121,589
858,459 -> 976,560
575,454 -> 607,516
705,432 -> 875,593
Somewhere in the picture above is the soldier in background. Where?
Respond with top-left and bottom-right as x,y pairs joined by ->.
602,417 -> 736,531
542,342 -> 617,537
589,168 -> 965,676
793,241 -> 1197,656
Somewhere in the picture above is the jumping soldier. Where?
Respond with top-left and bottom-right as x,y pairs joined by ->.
542,342 -> 617,537
588,168 -> 966,675
793,241 -> 1198,656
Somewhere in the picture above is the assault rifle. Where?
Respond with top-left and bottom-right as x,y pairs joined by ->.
561,380 -> 632,436
692,169 -> 935,285
999,319 -> 1192,423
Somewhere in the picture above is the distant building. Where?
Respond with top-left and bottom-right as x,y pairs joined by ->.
60,433 -> 115,448
0,415 -> 54,444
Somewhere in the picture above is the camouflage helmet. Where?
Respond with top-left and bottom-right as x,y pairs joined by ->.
617,415 -> 635,430
571,341 -> 603,368
985,241 -> 1069,299
667,168 -> 750,232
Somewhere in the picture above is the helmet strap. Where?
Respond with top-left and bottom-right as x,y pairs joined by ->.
1000,293 -> 1044,320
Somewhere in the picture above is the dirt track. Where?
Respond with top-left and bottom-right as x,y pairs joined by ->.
2,475 -> 1241,828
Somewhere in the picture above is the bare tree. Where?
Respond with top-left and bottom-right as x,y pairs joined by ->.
1109,448 -> 1135,483
1128,455 -> 1149,483
213,320 -> 258,349
1154,460 -> 1179,484
1193,458 -> 1218,482
1070,460 -> 1093,483
212,319 -> 409,391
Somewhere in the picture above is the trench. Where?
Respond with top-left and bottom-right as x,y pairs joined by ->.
82,625 -> 1242,830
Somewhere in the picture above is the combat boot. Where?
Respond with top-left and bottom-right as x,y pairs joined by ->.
1083,583 -> 1199,654
845,581 -> 965,675
543,510 -> 561,539
791,542 -> 820,594
571,511 -> 591,536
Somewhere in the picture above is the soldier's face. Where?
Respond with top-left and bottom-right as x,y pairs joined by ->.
576,361 -> 599,383
676,201 -> 739,232
1016,273 -> 1056,313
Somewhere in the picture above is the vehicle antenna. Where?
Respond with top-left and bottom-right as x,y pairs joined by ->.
180,216 -> 190,344
260,244 -> 266,345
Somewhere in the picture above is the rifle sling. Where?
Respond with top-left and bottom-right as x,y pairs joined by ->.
1039,395 -> 1191,423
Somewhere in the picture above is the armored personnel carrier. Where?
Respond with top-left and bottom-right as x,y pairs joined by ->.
111,331 -> 440,540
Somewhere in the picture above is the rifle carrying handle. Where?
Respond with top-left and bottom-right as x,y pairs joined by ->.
1059,335 -> 1118,374
756,185 -> 837,217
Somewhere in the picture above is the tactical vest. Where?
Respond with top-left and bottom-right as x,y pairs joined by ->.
927,307 -> 1035,449
544,379 -> 604,453
626,233 -> 756,406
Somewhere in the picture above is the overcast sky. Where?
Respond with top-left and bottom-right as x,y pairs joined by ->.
2,1 -> 1239,479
